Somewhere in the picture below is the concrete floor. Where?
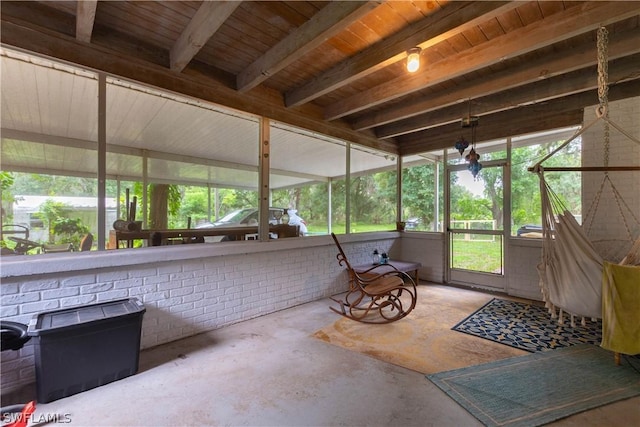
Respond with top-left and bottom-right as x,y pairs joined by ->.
4,284 -> 639,426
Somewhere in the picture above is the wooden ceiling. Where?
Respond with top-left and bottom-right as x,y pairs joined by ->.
2,1 -> 639,156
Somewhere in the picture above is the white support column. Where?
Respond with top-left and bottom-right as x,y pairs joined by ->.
214,187 -> 219,221
397,156 -> 403,226
434,160 -> 440,232
97,73 -> 107,250
142,151 -> 148,228
443,150 -> 450,283
207,184 -> 212,223
327,178 -> 332,234
116,179 -> 121,221
345,143 -> 351,234
504,138 -> 512,290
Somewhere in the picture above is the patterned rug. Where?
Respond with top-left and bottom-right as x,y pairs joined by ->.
452,298 -> 602,352
427,344 -> 640,427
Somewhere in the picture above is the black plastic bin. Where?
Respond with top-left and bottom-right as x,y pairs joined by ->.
27,298 -> 145,403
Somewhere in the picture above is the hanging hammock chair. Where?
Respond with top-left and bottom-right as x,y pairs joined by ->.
535,168 -> 640,325
531,27 -> 640,327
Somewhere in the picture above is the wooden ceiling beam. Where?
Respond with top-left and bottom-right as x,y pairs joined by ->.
237,1 -> 380,93
353,28 -> 640,132
285,1 -> 517,108
377,54 -> 640,139
75,0 -> 97,43
325,1 -> 640,121
399,110 -> 585,156
398,79 -> 640,155
170,1 -> 242,72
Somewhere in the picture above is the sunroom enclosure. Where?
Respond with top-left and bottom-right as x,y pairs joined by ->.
1,47 -> 430,250
1,48 -> 581,258
6,49 -> 640,398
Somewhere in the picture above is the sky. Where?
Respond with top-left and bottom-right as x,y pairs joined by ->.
455,170 -> 485,197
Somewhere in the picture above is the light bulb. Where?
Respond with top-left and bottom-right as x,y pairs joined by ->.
406,47 -> 421,73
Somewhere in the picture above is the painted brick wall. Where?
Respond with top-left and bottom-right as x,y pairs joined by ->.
507,239 -> 543,300
582,96 -> 640,261
0,237 -> 396,394
393,233 -> 445,283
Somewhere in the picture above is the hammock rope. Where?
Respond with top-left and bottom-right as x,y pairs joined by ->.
597,27 -> 610,170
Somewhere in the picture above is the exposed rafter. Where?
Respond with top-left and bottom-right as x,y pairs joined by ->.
398,79 -> 640,155
378,53 -> 640,139
170,1 -> 242,72
284,1 -> 519,107
352,28 -> 640,132
237,1 -> 380,93
75,0 -> 97,43
324,1 -> 640,121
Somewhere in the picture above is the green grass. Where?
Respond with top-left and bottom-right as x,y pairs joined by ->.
451,238 -> 503,273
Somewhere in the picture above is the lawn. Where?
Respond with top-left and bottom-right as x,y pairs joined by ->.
451,238 -> 503,273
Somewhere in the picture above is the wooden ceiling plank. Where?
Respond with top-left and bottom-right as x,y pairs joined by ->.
170,0 -> 242,72
352,27 -> 640,131
400,109 -> 585,156
0,1 -> 75,36
285,1 -> 518,107
75,0 -> 97,43
513,1 -> 544,27
378,55 -> 640,137
493,8 -> 523,34
377,54 -> 640,139
236,1 -> 380,93
459,23 -> 489,46
325,1 -> 640,121
476,16 -> 506,40
98,1 -> 184,46
398,79 -> 640,154
537,1 -> 566,18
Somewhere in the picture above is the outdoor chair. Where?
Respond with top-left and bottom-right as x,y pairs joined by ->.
330,233 -> 417,324
79,233 -> 93,251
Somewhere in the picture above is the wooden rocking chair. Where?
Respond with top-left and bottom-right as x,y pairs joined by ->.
330,233 -> 417,324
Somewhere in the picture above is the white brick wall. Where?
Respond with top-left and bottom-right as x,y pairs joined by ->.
507,239 -> 543,300
582,96 -> 640,261
393,233 -> 445,283
0,236 -> 395,393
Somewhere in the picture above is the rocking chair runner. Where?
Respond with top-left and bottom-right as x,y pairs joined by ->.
330,233 -> 417,324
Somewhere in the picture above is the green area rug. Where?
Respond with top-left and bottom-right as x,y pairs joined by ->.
427,344 -> 640,427
452,298 -> 602,352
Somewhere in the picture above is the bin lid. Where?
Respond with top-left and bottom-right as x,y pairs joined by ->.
28,298 -> 145,336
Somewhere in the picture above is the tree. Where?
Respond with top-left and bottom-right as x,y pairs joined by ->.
373,170 -> 397,224
1,171 -> 15,223
450,185 -> 492,225
176,186 -> 210,227
402,164 -> 437,229
476,162 -> 504,227
35,199 -> 89,247
148,184 -> 182,229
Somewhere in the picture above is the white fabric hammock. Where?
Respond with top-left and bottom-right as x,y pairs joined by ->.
537,175 -> 604,321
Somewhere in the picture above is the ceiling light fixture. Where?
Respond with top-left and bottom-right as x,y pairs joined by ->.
406,47 -> 421,73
